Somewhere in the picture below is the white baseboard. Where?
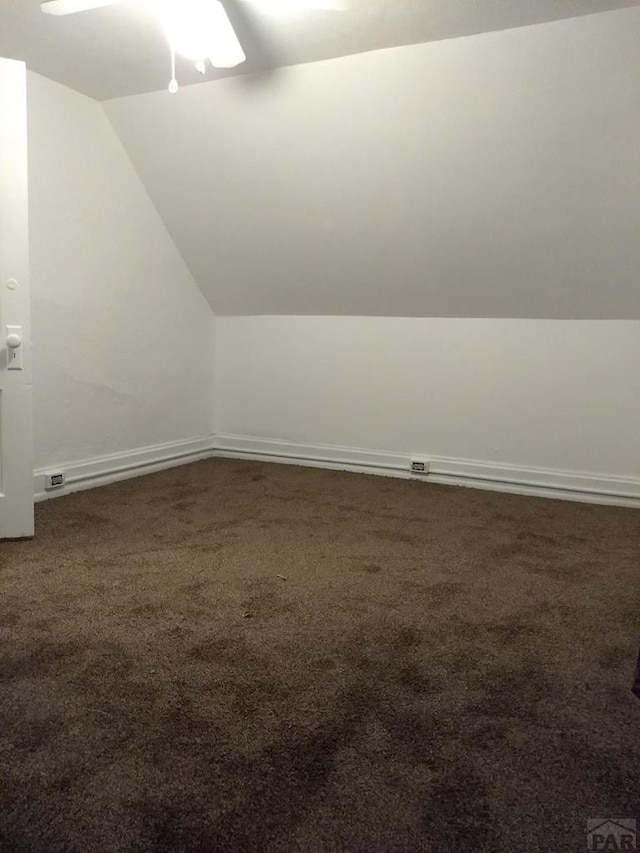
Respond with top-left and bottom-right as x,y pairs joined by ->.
213,434 -> 640,508
34,432 -> 640,509
34,436 -> 215,502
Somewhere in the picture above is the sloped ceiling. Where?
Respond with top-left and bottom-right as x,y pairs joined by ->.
0,0 -> 639,100
105,7 -> 640,318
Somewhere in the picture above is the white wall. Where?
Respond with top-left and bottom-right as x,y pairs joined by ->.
28,72 -> 215,471
105,7 -> 640,319
29,9 -> 640,498
215,317 -> 640,480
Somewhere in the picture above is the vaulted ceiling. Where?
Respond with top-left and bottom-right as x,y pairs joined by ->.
0,0 -> 638,100
105,7 -> 640,318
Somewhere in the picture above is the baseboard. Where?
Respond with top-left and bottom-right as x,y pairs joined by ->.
34,432 -> 640,509
34,436 -> 215,502
213,434 -> 640,508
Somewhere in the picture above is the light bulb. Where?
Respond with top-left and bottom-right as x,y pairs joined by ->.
158,0 -> 245,68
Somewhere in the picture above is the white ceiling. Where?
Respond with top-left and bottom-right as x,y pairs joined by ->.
0,0 -> 638,100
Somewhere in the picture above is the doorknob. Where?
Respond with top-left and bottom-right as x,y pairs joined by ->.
5,326 -> 23,370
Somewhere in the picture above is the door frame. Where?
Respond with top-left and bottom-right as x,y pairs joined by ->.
0,57 -> 34,539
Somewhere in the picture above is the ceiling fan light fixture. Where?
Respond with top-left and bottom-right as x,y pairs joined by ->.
157,0 -> 246,68
41,0 -> 248,93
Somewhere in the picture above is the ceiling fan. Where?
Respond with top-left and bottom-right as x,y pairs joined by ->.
40,0 -> 346,92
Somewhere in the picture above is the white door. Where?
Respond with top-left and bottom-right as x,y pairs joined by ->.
0,57 -> 34,539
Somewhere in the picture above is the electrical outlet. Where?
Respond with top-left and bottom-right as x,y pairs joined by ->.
45,472 -> 66,490
410,460 -> 429,475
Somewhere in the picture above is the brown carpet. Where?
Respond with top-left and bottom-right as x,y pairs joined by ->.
0,458 -> 639,852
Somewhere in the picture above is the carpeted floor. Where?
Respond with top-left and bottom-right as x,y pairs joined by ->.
0,458 -> 638,852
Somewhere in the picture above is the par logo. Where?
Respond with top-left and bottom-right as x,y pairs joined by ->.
587,820 -> 637,851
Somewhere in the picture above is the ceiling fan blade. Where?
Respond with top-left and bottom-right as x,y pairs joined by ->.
299,0 -> 347,8
242,0 -> 347,11
222,0 -> 280,73
41,0 -> 125,15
